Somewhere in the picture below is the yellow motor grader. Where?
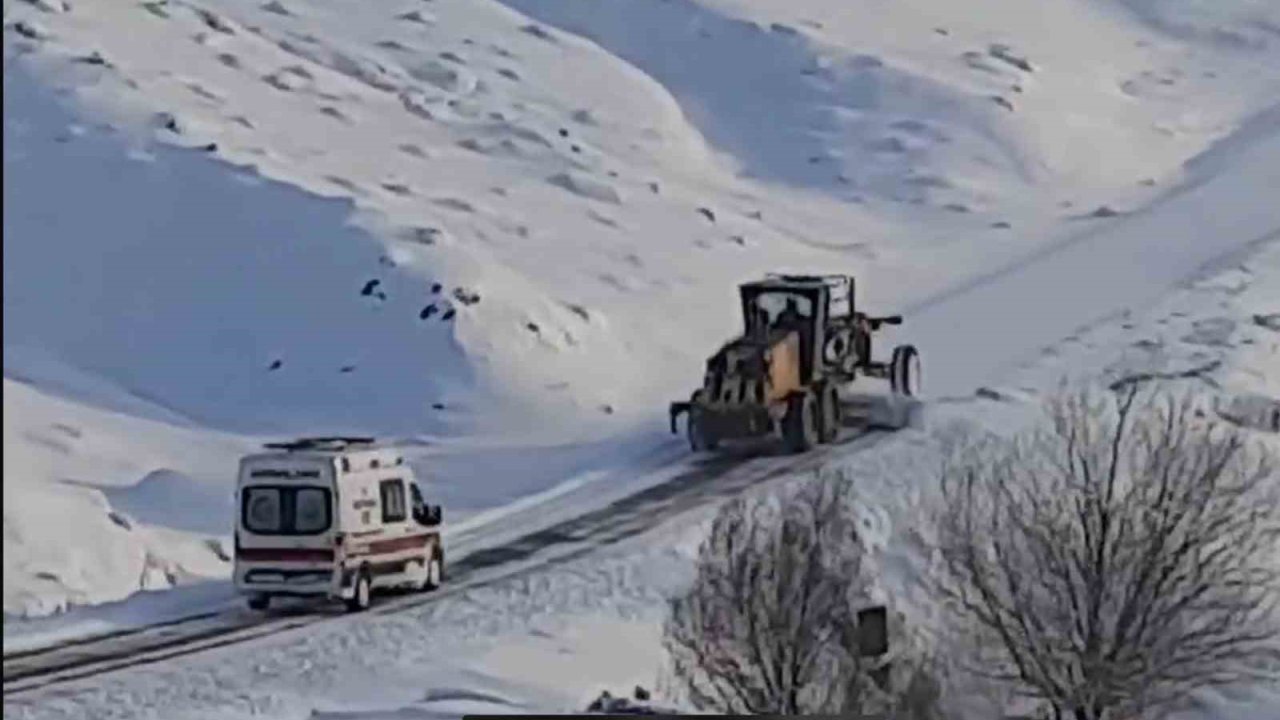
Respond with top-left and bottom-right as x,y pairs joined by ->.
669,275 -> 920,453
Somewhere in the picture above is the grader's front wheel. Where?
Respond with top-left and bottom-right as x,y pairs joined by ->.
890,344 -> 922,397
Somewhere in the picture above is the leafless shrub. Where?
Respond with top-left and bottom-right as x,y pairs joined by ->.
937,385 -> 1280,720
663,474 -> 944,717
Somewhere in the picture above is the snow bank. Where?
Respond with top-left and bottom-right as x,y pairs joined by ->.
2,379 -> 246,617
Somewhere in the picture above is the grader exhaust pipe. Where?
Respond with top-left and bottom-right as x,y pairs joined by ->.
864,314 -> 902,330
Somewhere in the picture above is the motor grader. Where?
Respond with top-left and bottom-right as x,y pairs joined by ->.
669,274 -> 920,453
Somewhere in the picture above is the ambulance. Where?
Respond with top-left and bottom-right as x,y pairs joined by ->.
234,437 -> 444,612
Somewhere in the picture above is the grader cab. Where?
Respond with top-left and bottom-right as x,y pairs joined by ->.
669,275 -> 921,453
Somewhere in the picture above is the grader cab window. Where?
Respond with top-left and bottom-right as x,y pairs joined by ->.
748,292 -> 814,333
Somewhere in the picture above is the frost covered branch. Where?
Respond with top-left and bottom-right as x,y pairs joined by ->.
937,386 -> 1280,720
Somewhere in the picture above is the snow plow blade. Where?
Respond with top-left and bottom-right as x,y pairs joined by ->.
669,401 -> 691,434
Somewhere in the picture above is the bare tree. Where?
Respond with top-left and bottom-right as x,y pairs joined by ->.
663,475 -> 943,717
937,385 -> 1280,720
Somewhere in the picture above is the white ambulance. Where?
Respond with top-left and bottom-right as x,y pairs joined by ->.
234,437 -> 444,612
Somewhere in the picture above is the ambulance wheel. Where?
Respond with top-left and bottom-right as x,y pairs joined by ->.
247,594 -> 270,611
425,552 -> 443,591
346,570 -> 372,612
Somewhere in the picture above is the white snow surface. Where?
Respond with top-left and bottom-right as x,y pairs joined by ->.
3,0 -> 1280,716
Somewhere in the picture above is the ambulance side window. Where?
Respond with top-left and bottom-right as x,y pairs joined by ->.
379,479 -> 407,523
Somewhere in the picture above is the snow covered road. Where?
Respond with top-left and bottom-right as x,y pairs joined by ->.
3,427 -> 887,698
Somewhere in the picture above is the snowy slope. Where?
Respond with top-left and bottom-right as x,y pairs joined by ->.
4,0 -> 1280,626
1004,236 -> 1280,419
8,0 -> 1279,433
905,101 -> 1280,397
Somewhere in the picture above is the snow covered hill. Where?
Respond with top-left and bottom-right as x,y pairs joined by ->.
9,0 -> 1278,431
4,0 -> 1279,624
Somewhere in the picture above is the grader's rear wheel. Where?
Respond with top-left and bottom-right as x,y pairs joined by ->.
819,382 -> 842,444
688,414 -> 719,452
687,393 -> 720,451
783,390 -> 819,454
